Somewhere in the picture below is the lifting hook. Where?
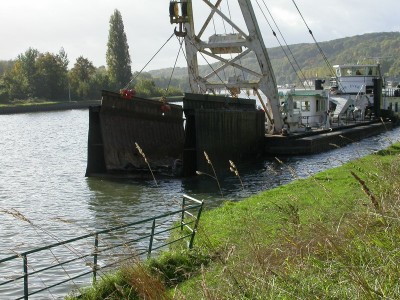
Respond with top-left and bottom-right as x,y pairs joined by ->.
174,22 -> 187,37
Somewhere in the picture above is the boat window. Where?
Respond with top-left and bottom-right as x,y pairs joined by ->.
301,101 -> 310,112
293,101 -> 301,113
342,67 -> 353,76
355,68 -> 364,75
315,99 -> 325,112
365,66 -> 378,76
336,68 -> 341,77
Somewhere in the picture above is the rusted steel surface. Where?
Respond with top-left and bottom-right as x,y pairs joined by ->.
99,91 -> 184,174
183,93 -> 265,175
87,91 -> 264,178
194,109 -> 264,171
183,92 -> 256,110
86,106 -> 107,176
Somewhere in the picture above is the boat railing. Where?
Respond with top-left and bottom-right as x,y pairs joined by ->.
0,194 -> 204,300
384,88 -> 400,97
330,112 -> 373,127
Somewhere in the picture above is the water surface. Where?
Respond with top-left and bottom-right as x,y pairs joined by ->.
0,109 -> 399,298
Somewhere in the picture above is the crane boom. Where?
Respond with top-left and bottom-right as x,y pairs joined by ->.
170,0 -> 283,133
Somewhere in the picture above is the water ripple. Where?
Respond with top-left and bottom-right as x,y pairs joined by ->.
0,110 -> 399,298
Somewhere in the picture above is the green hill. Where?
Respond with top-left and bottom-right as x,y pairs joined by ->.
149,32 -> 400,89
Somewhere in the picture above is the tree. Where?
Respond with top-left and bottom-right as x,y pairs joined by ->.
0,60 -> 15,76
1,48 -> 39,100
2,61 -> 27,100
17,48 -> 39,98
106,9 -> 132,90
2,48 -> 69,101
35,51 -> 69,100
69,56 -> 96,99
87,67 -> 112,99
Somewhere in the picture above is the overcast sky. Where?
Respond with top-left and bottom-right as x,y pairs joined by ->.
1,0 -> 398,71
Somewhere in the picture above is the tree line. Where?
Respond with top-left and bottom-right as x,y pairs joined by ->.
0,10 -> 182,104
2,13 -> 398,105
149,32 -> 400,87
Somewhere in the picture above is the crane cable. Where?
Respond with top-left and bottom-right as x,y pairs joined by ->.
256,0 -> 306,89
259,0 -> 311,89
165,36 -> 185,94
226,0 -> 247,83
123,32 -> 175,89
179,38 -> 208,94
291,0 -> 335,78
291,0 -> 348,93
184,34 -> 236,95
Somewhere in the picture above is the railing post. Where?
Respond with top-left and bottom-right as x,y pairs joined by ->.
93,233 -> 99,283
23,254 -> 28,300
189,201 -> 204,249
148,220 -> 156,258
181,196 -> 186,231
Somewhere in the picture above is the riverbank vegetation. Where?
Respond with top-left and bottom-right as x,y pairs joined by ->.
0,10 -> 183,105
67,141 -> 400,299
1,32 -> 399,105
0,99 -> 57,107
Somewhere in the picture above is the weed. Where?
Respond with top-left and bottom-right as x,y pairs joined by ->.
229,160 -> 244,190
175,142 -> 400,299
135,142 -> 158,186
196,151 -> 223,197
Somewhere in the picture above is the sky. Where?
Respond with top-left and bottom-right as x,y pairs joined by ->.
1,0 -> 399,71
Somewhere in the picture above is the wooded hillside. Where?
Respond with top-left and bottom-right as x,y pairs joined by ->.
149,32 -> 400,89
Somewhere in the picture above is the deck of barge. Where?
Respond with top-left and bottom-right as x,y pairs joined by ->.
264,121 -> 393,155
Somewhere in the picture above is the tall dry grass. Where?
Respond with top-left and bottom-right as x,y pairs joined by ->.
176,142 -> 400,299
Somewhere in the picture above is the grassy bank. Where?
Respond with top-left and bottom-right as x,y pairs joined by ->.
68,142 -> 400,299
0,99 -> 57,107
0,99 -> 101,115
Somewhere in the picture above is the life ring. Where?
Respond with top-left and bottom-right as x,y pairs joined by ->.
161,104 -> 171,112
120,89 -> 136,100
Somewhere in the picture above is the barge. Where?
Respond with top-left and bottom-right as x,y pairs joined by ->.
86,0 -> 398,178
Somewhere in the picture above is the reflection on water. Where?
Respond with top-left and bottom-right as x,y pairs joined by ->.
0,109 -> 399,298
86,178 -> 185,229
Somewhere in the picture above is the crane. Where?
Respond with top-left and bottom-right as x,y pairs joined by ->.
169,0 -> 284,133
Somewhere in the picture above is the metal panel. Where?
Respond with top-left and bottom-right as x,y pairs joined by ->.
194,109 -> 264,172
99,91 -> 184,174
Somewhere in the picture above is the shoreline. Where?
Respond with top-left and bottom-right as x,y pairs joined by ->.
68,141 -> 400,299
0,100 -> 101,115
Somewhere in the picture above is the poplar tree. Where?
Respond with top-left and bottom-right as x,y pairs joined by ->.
106,9 -> 132,90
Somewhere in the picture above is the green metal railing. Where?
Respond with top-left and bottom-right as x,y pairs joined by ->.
0,194 -> 203,300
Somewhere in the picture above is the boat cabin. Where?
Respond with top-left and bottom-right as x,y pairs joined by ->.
332,64 -> 381,94
281,90 -> 329,132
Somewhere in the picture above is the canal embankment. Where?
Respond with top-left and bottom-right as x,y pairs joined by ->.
0,100 -> 101,114
68,141 -> 400,299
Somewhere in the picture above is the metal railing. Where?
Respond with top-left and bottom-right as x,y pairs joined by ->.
384,88 -> 400,97
0,194 -> 203,300
299,114 -> 366,129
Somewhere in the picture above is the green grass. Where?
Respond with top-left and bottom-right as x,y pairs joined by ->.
0,99 -> 58,107
174,143 -> 400,299
67,142 -> 400,299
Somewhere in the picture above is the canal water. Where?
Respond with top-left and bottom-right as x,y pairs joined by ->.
0,109 -> 399,298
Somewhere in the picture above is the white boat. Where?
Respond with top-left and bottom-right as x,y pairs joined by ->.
169,0 -> 394,136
